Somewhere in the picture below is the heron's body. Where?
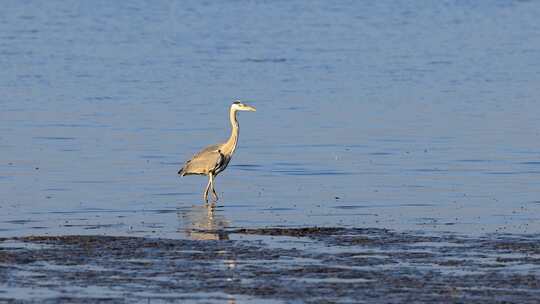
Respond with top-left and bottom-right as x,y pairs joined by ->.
178,144 -> 230,176
178,101 -> 256,202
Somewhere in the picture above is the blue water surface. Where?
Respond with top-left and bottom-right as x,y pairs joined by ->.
1,1 -> 540,237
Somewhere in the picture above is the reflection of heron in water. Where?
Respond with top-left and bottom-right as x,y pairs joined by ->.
177,203 -> 237,286
177,203 -> 230,240
178,101 -> 256,202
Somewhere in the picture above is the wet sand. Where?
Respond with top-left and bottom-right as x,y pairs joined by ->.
1,228 -> 539,303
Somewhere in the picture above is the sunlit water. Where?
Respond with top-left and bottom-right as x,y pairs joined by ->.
1,1 -> 540,238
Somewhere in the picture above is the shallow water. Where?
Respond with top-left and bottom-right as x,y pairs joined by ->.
1,230 -> 540,303
1,0 -> 540,243
2,2 -> 540,302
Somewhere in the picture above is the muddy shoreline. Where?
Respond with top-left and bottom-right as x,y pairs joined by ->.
1,228 -> 539,303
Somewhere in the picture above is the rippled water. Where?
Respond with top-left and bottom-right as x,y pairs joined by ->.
1,1 -> 540,238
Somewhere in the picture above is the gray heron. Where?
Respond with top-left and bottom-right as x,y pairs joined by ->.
178,100 -> 256,202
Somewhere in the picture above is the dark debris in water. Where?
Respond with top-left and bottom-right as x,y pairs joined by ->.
242,58 -> 287,63
232,226 -> 346,237
0,229 -> 540,303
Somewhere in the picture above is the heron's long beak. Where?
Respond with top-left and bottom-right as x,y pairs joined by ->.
244,105 -> 256,112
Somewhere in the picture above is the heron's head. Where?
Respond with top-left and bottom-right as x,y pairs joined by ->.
231,100 -> 256,112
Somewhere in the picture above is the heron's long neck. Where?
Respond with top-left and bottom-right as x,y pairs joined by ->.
223,108 -> 239,155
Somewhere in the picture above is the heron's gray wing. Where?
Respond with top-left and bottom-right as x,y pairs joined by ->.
179,144 -> 224,175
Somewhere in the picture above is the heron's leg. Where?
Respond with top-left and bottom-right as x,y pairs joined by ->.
210,173 -> 219,201
203,175 -> 212,203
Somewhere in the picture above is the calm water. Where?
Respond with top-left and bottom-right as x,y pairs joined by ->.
1,1 -> 540,238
